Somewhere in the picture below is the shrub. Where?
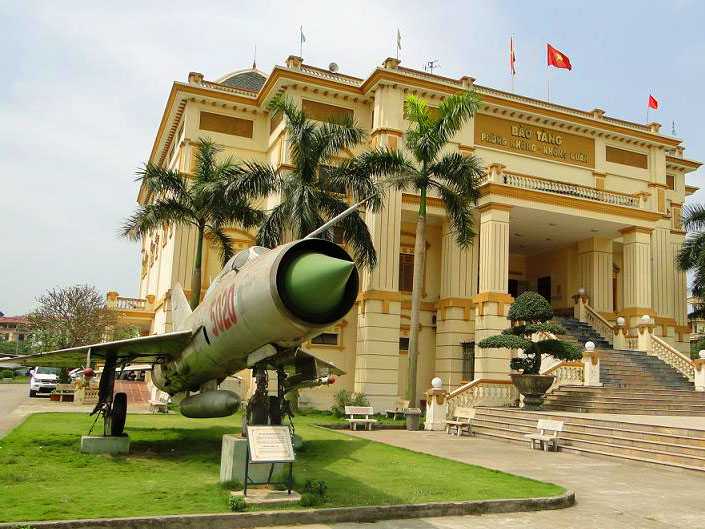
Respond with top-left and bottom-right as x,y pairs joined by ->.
0,369 -> 15,379
477,291 -> 581,375
299,492 -> 321,507
331,389 -> 370,417
228,495 -> 247,512
304,479 -> 328,498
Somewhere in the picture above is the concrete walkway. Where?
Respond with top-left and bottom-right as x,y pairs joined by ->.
272,429 -> 705,529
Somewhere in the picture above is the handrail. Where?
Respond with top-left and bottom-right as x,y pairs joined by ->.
446,378 -> 517,413
650,335 -> 695,381
583,304 -> 614,346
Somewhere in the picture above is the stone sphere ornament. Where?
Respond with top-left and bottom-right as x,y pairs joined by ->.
585,341 -> 596,352
616,316 -> 625,327
640,314 -> 651,324
577,288 -> 586,296
431,377 -> 443,389
699,350 -> 705,359
83,367 -> 95,378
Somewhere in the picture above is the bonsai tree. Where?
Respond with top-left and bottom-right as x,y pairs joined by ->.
478,291 -> 581,375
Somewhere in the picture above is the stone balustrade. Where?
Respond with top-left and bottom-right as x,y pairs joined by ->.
446,379 -> 518,415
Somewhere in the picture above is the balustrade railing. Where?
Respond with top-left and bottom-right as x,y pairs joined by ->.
650,335 -> 695,381
582,304 -> 614,346
446,379 -> 518,415
114,297 -> 147,311
543,361 -> 584,393
501,172 -> 640,208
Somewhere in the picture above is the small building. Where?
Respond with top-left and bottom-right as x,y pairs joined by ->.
111,56 -> 701,410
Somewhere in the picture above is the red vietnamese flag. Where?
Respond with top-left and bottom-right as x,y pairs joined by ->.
547,43 -> 572,70
510,37 -> 516,75
648,95 -> 659,110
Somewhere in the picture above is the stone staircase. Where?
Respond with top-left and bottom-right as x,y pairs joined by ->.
542,317 -> 705,415
471,407 -> 705,472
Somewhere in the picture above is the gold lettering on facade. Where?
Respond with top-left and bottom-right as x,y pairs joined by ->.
475,114 -> 594,168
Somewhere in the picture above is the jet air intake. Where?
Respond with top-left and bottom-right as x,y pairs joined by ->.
274,239 -> 358,326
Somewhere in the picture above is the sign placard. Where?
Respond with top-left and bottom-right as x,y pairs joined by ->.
474,113 -> 595,168
247,426 -> 295,463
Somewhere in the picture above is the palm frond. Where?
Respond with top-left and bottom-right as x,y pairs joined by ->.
430,179 -> 475,247
256,204 -> 287,249
207,225 -> 235,266
312,117 -> 366,166
135,164 -> 190,204
120,199 -> 195,240
227,161 -> 278,199
318,192 -> 377,269
682,203 -> 705,232
429,152 -> 484,200
193,138 -> 221,184
432,90 -> 481,148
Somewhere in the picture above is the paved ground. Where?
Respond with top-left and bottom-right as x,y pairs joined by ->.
0,383 -> 151,438
268,429 -> 705,529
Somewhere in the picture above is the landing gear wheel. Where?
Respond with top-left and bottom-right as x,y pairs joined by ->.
110,392 -> 128,436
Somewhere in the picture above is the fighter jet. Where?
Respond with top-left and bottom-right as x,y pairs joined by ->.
2,236 -> 358,437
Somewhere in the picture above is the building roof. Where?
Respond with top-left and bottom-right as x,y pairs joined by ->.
217,68 -> 267,92
0,316 -> 28,325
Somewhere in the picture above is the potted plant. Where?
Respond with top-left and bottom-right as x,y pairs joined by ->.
477,291 -> 581,410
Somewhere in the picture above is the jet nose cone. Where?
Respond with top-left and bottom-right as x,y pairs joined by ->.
282,253 -> 355,320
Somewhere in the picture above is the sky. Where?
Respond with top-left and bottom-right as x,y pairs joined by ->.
1,0 -> 704,315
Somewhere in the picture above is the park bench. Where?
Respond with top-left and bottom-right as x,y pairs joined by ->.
345,406 -> 378,430
445,407 -> 475,436
51,384 -> 75,402
525,419 -> 564,452
385,399 -> 410,419
149,391 -> 170,414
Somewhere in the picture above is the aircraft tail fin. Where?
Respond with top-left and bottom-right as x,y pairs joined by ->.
171,284 -> 193,330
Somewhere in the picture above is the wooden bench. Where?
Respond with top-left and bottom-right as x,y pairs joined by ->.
385,399 -> 410,419
51,384 -> 75,402
345,406 -> 378,430
149,391 -> 170,414
445,407 -> 475,436
525,419 -> 564,452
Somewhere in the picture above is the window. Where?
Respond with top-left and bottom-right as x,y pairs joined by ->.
508,279 -> 519,298
199,111 -> 253,138
302,99 -> 353,122
399,337 -> 409,351
399,253 -> 414,292
606,146 -> 648,169
666,174 -> 675,190
311,332 -> 339,346
461,342 -> 475,382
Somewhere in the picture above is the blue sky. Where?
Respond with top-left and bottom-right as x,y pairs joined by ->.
1,0 -> 703,315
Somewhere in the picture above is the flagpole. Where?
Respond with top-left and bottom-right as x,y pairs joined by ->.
299,26 -> 303,57
546,63 -> 550,102
510,34 -> 515,93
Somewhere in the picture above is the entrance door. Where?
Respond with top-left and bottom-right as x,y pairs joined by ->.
537,276 -> 551,301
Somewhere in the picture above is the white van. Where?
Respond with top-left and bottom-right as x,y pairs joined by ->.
29,367 -> 60,397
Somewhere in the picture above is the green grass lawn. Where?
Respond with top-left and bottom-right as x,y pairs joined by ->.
0,376 -> 29,384
0,412 -> 564,523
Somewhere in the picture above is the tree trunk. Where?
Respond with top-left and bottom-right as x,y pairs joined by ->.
406,188 -> 427,406
189,225 -> 205,309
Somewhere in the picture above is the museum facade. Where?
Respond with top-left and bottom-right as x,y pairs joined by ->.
109,55 -> 701,409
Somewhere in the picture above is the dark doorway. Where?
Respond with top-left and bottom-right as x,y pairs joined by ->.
508,279 -> 519,298
537,276 -> 551,301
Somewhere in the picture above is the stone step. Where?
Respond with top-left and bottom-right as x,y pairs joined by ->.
543,403 -> 705,416
556,386 -> 705,399
546,390 -> 705,406
476,407 -> 705,438
474,409 -> 705,448
472,408 -> 705,471
472,417 -> 705,457
543,397 -> 705,412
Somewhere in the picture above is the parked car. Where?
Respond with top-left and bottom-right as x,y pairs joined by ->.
29,367 -> 60,397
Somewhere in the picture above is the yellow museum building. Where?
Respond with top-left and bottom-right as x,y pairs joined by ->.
108,55 -> 701,410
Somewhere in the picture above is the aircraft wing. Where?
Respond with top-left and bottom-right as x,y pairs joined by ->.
296,348 -> 345,376
0,330 -> 193,368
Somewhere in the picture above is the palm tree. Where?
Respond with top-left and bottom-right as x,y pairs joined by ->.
394,92 -> 485,406
678,203 -> 705,318
122,138 -> 270,308
246,95 -> 400,269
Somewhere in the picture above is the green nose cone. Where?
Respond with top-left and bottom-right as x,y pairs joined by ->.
282,253 -> 355,318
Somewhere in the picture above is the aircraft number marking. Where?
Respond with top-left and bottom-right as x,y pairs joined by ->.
210,284 -> 237,338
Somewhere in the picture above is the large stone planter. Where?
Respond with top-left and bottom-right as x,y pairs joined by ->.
510,373 -> 555,410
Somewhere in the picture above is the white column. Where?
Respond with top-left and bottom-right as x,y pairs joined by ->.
435,221 -> 477,388
576,237 -> 613,314
473,204 -> 512,380
621,227 -> 653,328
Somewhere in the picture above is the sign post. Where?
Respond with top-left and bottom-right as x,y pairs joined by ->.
244,426 -> 295,496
